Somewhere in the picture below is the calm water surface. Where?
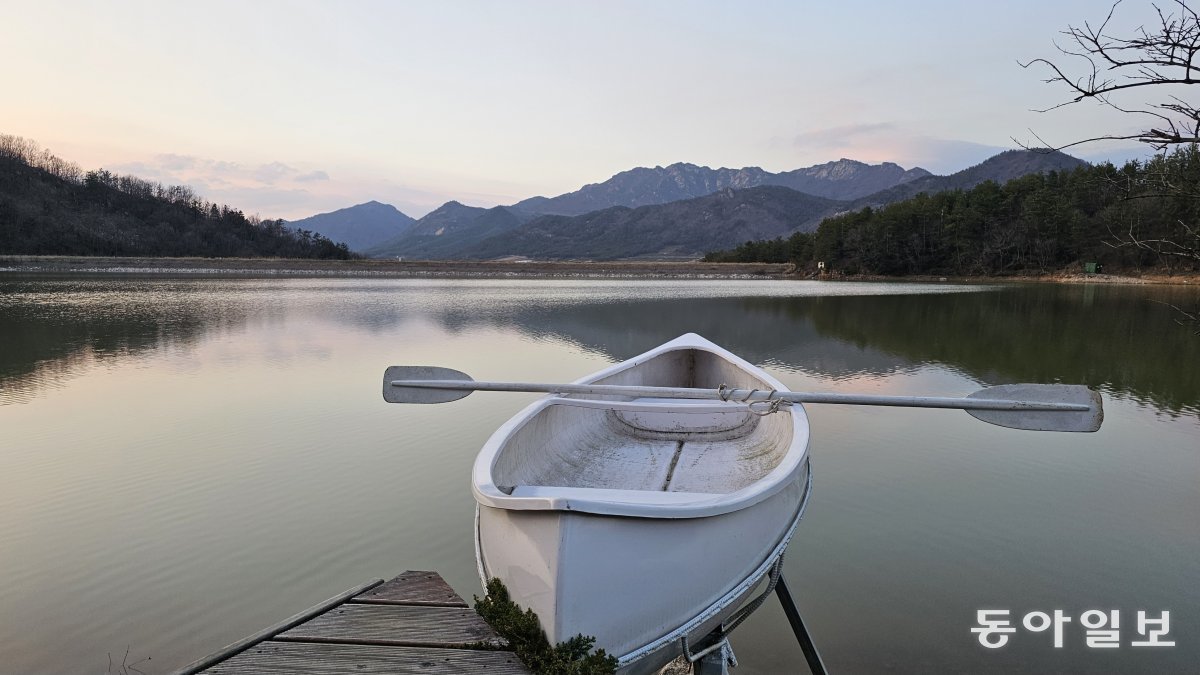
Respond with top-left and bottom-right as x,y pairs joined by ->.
1,277 -> 1197,674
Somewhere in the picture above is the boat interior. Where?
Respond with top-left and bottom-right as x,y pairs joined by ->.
490,348 -> 797,497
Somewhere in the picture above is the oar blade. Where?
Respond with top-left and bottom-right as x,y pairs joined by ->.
383,366 -> 474,404
966,384 -> 1103,432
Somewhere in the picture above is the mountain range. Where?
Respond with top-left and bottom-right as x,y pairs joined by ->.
370,201 -> 531,260
466,187 -> 839,260
510,159 -> 930,216
845,149 -> 1087,210
297,150 -> 1087,260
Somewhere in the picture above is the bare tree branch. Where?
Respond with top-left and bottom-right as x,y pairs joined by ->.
1153,300 -> 1200,333
1020,0 -> 1200,151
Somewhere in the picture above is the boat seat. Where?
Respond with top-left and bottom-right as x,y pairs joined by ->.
510,485 -> 724,505
547,396 -> 751,413
546,396 -> 754,434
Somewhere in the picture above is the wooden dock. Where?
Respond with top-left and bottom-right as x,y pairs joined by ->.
172,570 -> 532,674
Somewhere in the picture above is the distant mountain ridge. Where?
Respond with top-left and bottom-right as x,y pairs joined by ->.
335,149 -> 1088,261
367,201 -> 531,258
286,200 -> 415,252
451,149 -> 1089,260
512,159 -> 930,216
775,159 -> 931,200
848,150 -> 1087,209
365,158 -> 931,259
467,186 -> 839,260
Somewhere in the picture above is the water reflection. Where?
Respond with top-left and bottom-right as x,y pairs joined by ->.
2,276 -> 1197,675
788,285 -> 1200,416
3,279 -> 1199,416
0,282 -> 220,403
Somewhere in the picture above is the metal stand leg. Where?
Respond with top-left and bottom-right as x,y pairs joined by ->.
775,573 -> 828,675
693,650 -> 727,675
692,639 -> 735,675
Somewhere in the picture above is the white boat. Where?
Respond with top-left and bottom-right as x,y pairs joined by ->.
471,333 -> 813,673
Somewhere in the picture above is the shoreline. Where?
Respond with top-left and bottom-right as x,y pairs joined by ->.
827,271 -> 1200,286
0,255 -> 790,280
1,255 -> 1197,286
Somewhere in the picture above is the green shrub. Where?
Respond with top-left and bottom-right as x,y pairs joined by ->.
475,578 -> 618,675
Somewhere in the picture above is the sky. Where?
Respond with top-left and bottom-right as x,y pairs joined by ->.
0,0 -> 1169,219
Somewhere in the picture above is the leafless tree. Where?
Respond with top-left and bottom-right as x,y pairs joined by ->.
1021,2 -> 1199,269
1021,2 -> 1199,331
1,133 -> 84,183
1019,0 -> 1199,151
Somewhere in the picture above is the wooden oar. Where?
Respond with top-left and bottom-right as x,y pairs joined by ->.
382,366 -> 1104,432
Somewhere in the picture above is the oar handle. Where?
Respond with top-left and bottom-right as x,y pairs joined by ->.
393,380 -> 720,400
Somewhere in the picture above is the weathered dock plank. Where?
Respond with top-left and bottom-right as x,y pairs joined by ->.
352,570 -> 469,607
172,579 -> 385,675
203,642 -> 531,675
172,570 -> 530,675
275,604 -> 504,648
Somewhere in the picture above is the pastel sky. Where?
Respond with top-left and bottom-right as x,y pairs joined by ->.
0,1 -> 1165,219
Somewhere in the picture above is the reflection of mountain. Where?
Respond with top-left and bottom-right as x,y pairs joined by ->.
438,296 -> 925,381
452,287 -> 1199,415
4,279 -> 1197,416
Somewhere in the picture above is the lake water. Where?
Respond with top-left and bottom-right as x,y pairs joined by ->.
1,277 -> 1197,674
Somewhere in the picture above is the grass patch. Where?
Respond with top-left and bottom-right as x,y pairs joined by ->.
475,577 -> 618,675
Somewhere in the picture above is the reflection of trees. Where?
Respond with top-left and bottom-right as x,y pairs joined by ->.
795,286 -> 1200,414
4,279 -> 1197,415
441,287 -> 1200,415
262,281 -> 1200,414
0,281 -> 239,404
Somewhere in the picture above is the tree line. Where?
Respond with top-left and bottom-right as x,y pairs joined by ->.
0,134 -> 355,259
704,145 -> 1200,276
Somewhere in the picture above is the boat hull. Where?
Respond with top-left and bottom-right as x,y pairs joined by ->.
477,460 -> 809,673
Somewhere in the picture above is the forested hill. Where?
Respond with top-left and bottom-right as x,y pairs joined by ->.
0,135 -> 354,259
704,146 -> 1200,276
